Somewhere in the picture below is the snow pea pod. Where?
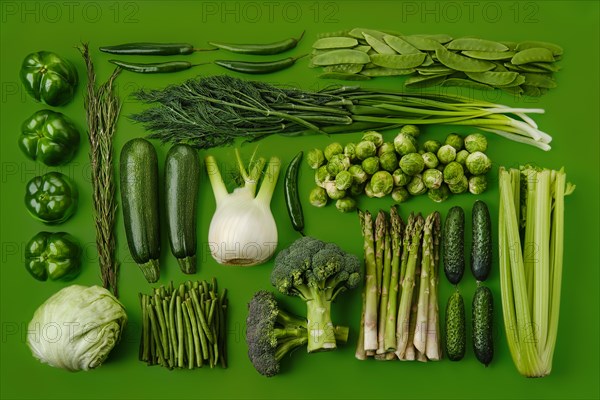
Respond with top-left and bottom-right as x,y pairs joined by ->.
214,54 -> 306,74
109,60 -> 207,73
100,42 -> 215,55
209,31 -> 304,55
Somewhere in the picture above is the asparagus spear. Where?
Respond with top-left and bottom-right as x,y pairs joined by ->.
355,290 -> 367,360
377,213 -> 392,354
384,206 -> 404,351
426,212 -> 442,360
414,213 -> 434,354
375,211 -> 386,301
359,210 -> 379,351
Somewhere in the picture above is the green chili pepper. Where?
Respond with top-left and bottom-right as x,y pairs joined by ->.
24,231 -> 81,281
20,51 -> 78,106
24,172 -> 78,224
100,42 -> 216,56
109,60 -> 208,74
209,31 -> 304,55
213,54 -> 306,74
19,109 -> 80,166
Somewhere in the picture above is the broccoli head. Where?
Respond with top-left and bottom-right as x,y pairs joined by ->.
270,237 -> 361,352
246,290 -> 349,377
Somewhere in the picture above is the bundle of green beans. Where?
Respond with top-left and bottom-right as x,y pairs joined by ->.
139,279 -> 228,369
311,28 -> 562,96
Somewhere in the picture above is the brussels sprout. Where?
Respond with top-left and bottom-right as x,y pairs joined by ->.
326,154 -> 350,175
394,133 -> 418,156
392,187 -> 411,203
348,164 -> 368,184
325,182 -> 346,200
349,181 -> 366,197
306,148 -> 325,169
400,124 -> 420,137
464,133 -> 488,153
364,181 -> 375,198
309,186 -> 328,207
455,149 -> 469,167
336,197 -> 357,213
445,133 -> 464,151
428,184 -> 450,203
315,166 -> 332,188
437,144 -> 456,164
379,152 -> 398,172
344,142 -> 357,161
468,175 -> 488,195
399,152 -> 425,176
378,142 -> 395,156
448,175 -> 468,194
335,170 -> 353,190
407,174 -> 427,195
422,168 -> 443,189
423,139 -> 442,153
392,169 -> 411,187
324,142 -> 343,160
361,130 -> 384,147
356,140 -> 377,160
422,152 -> 439,169
443,161 -> 465,185
362,156 -> 380,175
370,171 -> 394,198
466,151 -> 492,175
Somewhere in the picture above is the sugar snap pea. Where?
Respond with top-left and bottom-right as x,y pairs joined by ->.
405,74 -> 448,88
522,73 -> 557,88
415,34 -> 453,44
360,67 -> 415,76
214,54 -> 306,74
466,71 -> 520,86
313,37 -> 358,49
209,31 -> 304,55
442,78 -> 494,90
402,35 -> 443,51
312,49 -> 370,66
364,33 -> 396,55
323,64 -> 364,74
516,41 -> 563,56
109,59 -> 207,73
511,47 -> 555,65
319,72 -> 370,80
447,38 -> 508,52
349,28 -> 390,41
370,53 -> 427,69
462,50 -> 516,60
100,42 -> 215,55
383,35 -> 421,55
436,48 -> 495,72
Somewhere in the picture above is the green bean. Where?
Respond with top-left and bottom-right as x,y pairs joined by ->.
382,35 -> 421,55
169,294 -> 178,365
462,50 -> 515,60
364,33 -> 396,55
190,289 -> 210,359
162,298 -> 174,367
176,296 -> 184,368
181,301 -> 194,369
147,298 -> 165,365
313,37 -> 358,49
511,47 -> 555,65
312,49 -> 370,66
435,48 -> 495,72
370,53 -> 426,69
140,294 -> 150,362
184,300 -> 202,367
466,71 -> 520,86
209,31 -> 304,55
152,296 -> 169,358
109,59 -> 207,73
447,38 -> 508,52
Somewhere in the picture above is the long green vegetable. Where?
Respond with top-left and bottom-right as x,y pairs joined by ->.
131,75 -> 551,151
498,165 -> 574,377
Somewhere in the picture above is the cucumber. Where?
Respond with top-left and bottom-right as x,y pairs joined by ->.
284,151 -> 304,234
471,200 -> 492,281
444,290 -> 466,361
165,144 -> 199,274
472,284 -> 494,366
443,206 -> 465,284
120,138 -> 160,283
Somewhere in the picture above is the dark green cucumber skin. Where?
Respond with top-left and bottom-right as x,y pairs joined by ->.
471,200 -> 492,281
165,144 -> 199,274
445,291 -> 466,361
284,151 -> 304,233
444,206 -> 465,284
472,285 -> 494,366
120,138 -> 160,274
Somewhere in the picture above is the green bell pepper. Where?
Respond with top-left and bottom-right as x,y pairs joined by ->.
20,51 -> 78,106
24,232 -> 81,281
24,172 -> 78,224
19,110 -> 80,166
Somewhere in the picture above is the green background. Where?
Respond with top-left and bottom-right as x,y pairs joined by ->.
1,1 -> 598,399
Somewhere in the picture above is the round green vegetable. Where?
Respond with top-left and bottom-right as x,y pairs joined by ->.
370,171 -> 394,198
379,152 -> 398,172
448,175 -> 469,194
391,186 -> 411,203
315,166 -> 332,188
335,197 -> 357,213
399,152 -> 424,176
364,182 -> 375,198
24,232 -> 81,281
445,133 -> 464,150
464,133 -> 488,153
324,142 -> 343,160
469,175 -> 488,194
422,152 -> 439,169
394,133 -> 418,156
309,186 -> 328,207
392,169 -> 411,187
20,51 -> 78,106
399,124 -> 420,137
361,130 -> 384,147
443,161 -> 465,185
428,184 -> 450,203
356,140 -> 377,160
306,148 -> 325,169
437,144 -> 457,164
344,142 -> 357,161
348,164 -> 368,184
377,142 -> 395,156
423,139 -> 442,153
362,156 -> 380,175
423,168 -> 443,189
349,181 -> 366,197
466,151 -> 492,175
407,174 -> 427,195
325,183 -> 346,200
455,149 -> 470,167
24,172 -> 78,224
326,154 -> 349,175
335,170 -> 353,190
18,110 -> 80,166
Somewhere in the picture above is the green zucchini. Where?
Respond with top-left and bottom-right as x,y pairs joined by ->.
165,144 -> 199,274
444,290 -> 466,361
120,138 -> 160,283
284,151 -> 304,234
443,206 -> 465,284
471,200 -> 492,281
472,284 -> 494,366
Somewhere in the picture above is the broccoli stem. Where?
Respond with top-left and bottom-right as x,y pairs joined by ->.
384,207 -> 404,352
277,308 -> 308,329
359,210 -> 379,351
306,292 -> 336,352
377,214 -> 392,354
275,336 -> 308,361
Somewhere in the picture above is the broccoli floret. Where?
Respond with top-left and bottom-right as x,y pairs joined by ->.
246,290 -> 349,377
270,237 -> 361,352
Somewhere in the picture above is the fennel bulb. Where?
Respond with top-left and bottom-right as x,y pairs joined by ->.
205,149 -> 281,266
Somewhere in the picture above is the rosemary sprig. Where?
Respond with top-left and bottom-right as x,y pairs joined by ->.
78,42 -> 121,297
